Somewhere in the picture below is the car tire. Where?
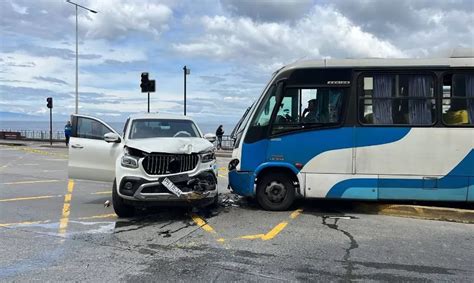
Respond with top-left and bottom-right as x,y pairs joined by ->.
112,180 -> 135,217
256,172 -> 295,211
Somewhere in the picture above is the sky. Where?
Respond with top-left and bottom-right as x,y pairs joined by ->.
0,0 -> 473,128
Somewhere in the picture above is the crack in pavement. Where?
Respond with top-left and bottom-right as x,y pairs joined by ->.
322,216 -> 359,281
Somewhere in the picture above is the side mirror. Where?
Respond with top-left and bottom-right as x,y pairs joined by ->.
204,133 -> 216,143
104,132 -> 121,143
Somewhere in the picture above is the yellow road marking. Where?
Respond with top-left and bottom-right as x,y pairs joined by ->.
90,191 -> 111,195
0,195 -> 60,202
239,208 -> 303,241
58,179 -> 75,236
3,179 -> 61,185
77,213 -> 117,220
290,208 -> 303,219
191,214 -> 216,234
261,221 -> 288,240
239,234 -> 265,240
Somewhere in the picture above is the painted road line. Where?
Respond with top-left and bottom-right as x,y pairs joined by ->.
3,179 -> 61,185
191,214 -> 217,234
239,208 -> 303,241
240,234 -> 265,240
58,179 -> 75,236
0,214 -> 116,228
261,222 -> 288,240
290,208 -> 303,219
90,191 -> 111,195
0,195 -> 61,202
0,220 -> 50,228
77,213 -> 117,220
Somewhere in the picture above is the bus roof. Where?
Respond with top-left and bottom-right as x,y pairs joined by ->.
281,49 -> 474,71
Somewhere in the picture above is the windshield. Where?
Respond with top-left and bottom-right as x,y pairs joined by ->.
230,103 -> 254,138
128,119 -> 200,139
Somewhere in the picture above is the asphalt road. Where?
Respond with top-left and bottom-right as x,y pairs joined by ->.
1,143 -> 473,281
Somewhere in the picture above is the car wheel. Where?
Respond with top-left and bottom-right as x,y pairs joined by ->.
256,172 -> 295,211
112,180 -> 135,217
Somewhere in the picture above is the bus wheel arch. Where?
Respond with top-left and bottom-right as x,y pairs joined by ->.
255,167 -> 298,211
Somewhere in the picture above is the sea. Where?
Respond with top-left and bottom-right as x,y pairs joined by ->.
0,120 -> 235,135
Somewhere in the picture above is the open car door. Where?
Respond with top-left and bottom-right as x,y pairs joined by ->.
68,114 -> 123,182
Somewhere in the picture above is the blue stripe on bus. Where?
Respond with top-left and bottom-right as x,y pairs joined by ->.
326,150 -> 474,201
241,127 -> 411,172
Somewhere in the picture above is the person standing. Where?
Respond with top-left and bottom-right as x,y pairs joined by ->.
64,121 -> 72,146
215,125 -> 224,150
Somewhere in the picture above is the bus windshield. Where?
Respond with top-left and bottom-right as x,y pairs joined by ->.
252,86 -> 346,135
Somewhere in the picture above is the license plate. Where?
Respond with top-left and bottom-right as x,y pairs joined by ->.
162,178 -> 183,197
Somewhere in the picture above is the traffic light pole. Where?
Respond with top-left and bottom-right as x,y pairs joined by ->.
147,92 -> 150,113
49,107 -> 52,146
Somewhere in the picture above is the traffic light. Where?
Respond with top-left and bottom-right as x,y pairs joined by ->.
140,72 -> 156,93
46,97 -> 53,108
140,72 -> 149,93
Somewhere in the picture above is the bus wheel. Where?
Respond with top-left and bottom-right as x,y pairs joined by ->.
256,172 -> 295,211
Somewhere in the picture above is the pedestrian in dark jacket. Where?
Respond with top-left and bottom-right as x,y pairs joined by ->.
64,121 -> 72,146
215,125 -> 224,150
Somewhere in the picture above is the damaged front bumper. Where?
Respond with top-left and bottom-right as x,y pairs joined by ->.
118,171 -> 217,202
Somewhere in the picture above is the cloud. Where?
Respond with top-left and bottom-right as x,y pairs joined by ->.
199,75 -> 226,84
174,6 -> 405,68
1,44 -> 101,60
325,0 -> 474,55
77,0 -> 173,40
221,0 -> 313,22
34,76 -> 69,85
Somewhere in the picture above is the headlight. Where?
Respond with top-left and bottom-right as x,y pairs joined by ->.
121,155 -> 139,168
200,151 -> 216,163
121,146 -> 142,168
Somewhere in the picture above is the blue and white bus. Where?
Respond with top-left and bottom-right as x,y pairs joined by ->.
228,53 -> 474,210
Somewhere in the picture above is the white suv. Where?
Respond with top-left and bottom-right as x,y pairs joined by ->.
68,113 -> 218,217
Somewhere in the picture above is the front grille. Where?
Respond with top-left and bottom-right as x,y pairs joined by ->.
143,153 -> 199,175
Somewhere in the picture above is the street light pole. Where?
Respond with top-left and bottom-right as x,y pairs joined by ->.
183,66 -> 190,116
75,4 -> 78,114
66,0 -> 97,114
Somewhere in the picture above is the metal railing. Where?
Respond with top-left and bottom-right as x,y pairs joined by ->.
1,129 -> 236,150
0,129 -> 65,140
213,135 -> 234,150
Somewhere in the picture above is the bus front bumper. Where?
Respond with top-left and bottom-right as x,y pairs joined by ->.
228,170 -> 255,197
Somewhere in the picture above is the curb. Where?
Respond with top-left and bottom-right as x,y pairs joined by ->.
0,142 -> 27,146
353,203 -> 474,224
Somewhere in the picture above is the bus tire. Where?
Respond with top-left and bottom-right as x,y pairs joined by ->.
112,180 -> 135,218
256,172 -> 295,211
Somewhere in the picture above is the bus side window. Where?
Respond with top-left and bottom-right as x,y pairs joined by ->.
442,73 -> 474,126
359,74 -> 435,125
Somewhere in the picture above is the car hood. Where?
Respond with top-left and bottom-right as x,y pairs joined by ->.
125,137 -> 214,154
